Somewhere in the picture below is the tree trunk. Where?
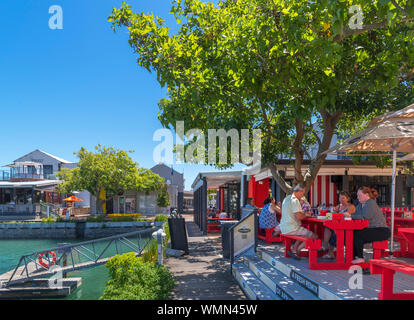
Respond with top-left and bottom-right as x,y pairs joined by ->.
95,188 -> 103,215
269,110 -> 343,197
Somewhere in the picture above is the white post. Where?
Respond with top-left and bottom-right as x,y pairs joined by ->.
390,148 -> 397,258
152,229 -> 166,265
46,206 -> 50,218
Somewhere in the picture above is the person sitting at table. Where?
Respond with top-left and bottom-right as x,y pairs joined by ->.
300,197 -> 312,215
320,191 -> 356,259
280,185 -> 318,260
259,197 -> 281,237
343,186 -> 390,264
245,197 -> 255,209
218,211 -> 227,219
370,185 -> 380,203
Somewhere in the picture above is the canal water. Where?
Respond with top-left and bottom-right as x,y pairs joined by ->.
0,237 -> 150,300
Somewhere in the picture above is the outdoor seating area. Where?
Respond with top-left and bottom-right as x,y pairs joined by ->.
207,217 -> 235,233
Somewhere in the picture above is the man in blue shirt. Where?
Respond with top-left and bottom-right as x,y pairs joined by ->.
245,197 -> 255,208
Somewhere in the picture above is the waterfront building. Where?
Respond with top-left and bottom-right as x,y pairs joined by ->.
90,163 -> 185,216
0,150 -> 90,217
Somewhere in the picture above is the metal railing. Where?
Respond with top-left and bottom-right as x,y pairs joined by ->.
0,171 -> 58,181
3,226 -> 162,287
0,204 -> 36,216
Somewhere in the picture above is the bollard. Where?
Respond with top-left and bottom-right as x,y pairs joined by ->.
152,229 -> 166,265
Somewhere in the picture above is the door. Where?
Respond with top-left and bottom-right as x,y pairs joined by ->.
119,197 -> 125,214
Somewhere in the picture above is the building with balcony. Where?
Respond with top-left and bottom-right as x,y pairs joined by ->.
0,150 -> 90,218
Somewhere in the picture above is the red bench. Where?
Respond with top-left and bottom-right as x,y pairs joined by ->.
258,226 -> 282,244
372,240 -> 389,259
207,218 -> 234,233
370,259 -> 414,300
281,234 -> 322,263
282,233 -> 389,269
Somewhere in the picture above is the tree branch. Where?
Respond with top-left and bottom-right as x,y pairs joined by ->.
391,0 -> 410,16
333,16 -> 414,42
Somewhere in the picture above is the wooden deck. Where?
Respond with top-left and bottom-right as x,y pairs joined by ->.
165,215 -> 246,300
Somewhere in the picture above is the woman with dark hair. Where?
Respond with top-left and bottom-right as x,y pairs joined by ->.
320,191 -> 356,259
343,186 -> 390,264
370,185 -> 380,202
259,197 -> 281,237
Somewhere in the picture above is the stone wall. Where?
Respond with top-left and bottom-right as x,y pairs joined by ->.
0,221 -> 164,239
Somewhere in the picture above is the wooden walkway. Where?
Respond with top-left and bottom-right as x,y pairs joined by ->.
165,216 -> 246,300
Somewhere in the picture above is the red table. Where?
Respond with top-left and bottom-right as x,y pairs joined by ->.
387,217 -> 414,239
302,216 -> 369,270
207,218 -> 234,233
397,228 -> 414,259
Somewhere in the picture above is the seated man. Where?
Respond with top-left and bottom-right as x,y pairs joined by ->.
245,197 -> 255,208
280,184 -> 318,260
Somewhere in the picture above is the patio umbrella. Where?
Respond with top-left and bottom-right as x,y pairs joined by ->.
64,196 -> 83,219
63,196 -> 83,202
367,103 -> 414,129
324,116 -> 414,256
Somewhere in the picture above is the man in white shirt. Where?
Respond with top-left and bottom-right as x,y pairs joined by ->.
280,184 -> 317,259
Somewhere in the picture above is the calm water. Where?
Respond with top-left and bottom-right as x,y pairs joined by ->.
0,237 -> 149,300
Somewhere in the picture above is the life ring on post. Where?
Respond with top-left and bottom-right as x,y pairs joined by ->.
38,251 -> 57,269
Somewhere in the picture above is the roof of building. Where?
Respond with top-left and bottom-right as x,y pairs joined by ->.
150,163 -> 183,177
191,170 -> 243,190
14,149 -> 74,164
0,180 -> 61,188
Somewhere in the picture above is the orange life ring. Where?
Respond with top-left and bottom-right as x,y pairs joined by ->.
38,251 -> 57,269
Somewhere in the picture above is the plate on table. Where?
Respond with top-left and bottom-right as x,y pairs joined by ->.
317,216 -> 327,220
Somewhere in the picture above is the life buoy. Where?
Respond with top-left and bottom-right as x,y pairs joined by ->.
38,251 -> 57,269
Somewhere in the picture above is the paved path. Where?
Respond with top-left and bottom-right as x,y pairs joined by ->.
165,216 -> 246,300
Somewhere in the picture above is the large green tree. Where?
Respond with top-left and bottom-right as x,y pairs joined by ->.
109,0 -> 414,193
57,145 -> 166,214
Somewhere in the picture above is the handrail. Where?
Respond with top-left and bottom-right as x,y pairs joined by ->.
3,225 -> 163,287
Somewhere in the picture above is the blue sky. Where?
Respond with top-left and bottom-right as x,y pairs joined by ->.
0,0 -> 246,190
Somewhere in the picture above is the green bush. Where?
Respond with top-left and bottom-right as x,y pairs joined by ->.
154,214 -> 168,222
86,216 -> 106,222
41,217 -> 55,223
101,252 -> 175,300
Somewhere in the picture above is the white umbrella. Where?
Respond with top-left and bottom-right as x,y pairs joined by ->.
325,116 -> 414,257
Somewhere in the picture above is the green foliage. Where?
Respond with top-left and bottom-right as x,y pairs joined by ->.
156,183 -> 170,208
101,252 -> 175,300
109,0 -> 414,193
154,214 -> 168,222
57,145 -> 166,214
86,216 -> 106,222
41,217 -> 55,223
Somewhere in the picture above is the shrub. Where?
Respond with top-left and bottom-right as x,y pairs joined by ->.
101,252 -> 175,300
41,217 -> 54,223
154,214 -> 168,222
86,216 -> 106,222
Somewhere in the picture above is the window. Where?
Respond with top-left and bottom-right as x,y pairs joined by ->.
43,165 -> 53,175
